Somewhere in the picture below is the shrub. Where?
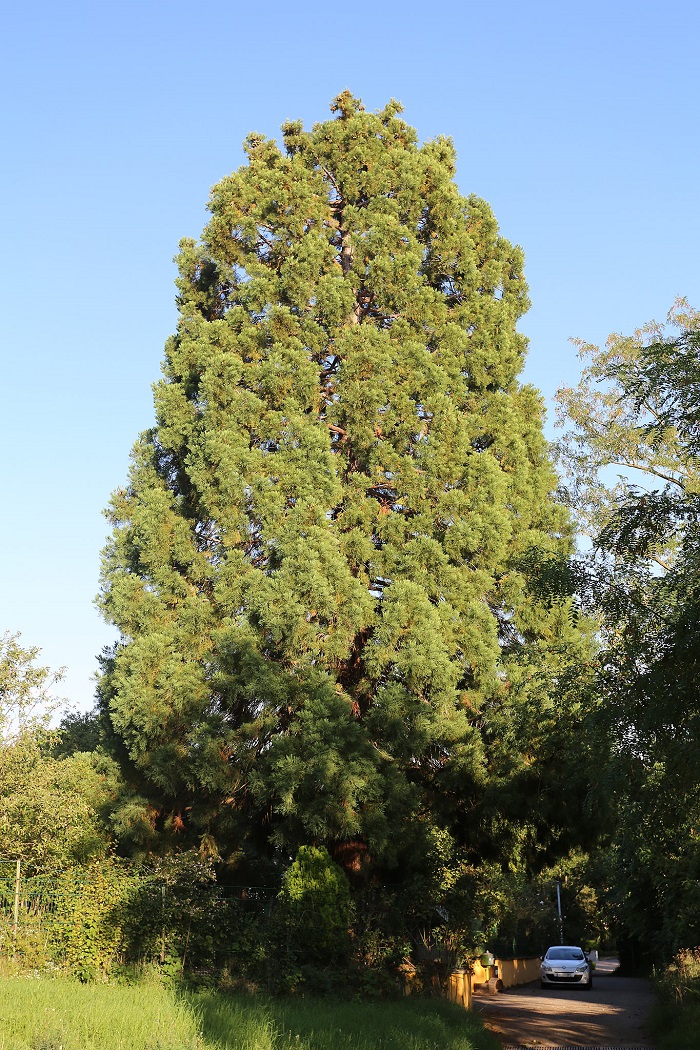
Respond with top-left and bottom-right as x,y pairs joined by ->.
274,846 -> 351,968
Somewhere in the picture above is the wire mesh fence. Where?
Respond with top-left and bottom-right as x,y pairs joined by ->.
0,858 -> 277,976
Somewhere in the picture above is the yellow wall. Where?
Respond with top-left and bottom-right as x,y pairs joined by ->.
446,969 -> 471,1008
494,956 -> 541,987
409,955 -> 541,1012
446,956 -> 541,1010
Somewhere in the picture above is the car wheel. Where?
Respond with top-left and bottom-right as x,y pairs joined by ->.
585,976 -> 593,990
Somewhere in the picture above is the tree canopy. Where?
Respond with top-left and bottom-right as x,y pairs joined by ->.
98,93 -> 589,889
0,631 -> 64,740
556,302 -> 700,964
0,634 -> 113,871
555,298 -> 700,567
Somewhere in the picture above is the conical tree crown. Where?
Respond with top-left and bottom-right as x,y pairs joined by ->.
99,95 -> 571,866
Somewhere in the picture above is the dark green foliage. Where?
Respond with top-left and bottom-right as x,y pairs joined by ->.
619,328 -> 700,455
558,309 -> 700,965
98,93 -> 588,905
54,709 -> 105,756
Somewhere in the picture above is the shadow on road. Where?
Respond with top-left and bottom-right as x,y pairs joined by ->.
473,957 -> 656,1048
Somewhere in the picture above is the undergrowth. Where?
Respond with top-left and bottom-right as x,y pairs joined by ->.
651,946 -> 700,1050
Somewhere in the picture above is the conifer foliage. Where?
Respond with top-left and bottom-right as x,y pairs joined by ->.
99,93 -> 573,872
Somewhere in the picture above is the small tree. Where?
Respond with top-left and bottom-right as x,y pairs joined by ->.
0,634 -> 113,870
276,845 -> 351,965
0,741 -> 111,870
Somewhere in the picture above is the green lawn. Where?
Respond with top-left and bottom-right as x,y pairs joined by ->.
0,977 -> 500,1050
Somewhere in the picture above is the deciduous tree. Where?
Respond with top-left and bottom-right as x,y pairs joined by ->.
556,303 -> 700,964
0,634 -> 112,870
0,631 -> 64,739
554,298 -> 700,567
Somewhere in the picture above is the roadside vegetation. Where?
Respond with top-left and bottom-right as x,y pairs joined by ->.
0,977 -> 500,1050
651,949 -> 700,1050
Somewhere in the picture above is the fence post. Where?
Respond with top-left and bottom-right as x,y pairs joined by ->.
161,885 -> 166,964
12,859 -> 20,946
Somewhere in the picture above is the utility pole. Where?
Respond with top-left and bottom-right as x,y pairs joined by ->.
556,878 -> 564,944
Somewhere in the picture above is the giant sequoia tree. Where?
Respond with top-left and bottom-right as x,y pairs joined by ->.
99,94 -> 584,877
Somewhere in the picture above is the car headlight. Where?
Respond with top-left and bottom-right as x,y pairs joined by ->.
575,965 -> 588,972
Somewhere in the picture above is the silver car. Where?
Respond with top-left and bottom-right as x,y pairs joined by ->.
540,945 -> 593,989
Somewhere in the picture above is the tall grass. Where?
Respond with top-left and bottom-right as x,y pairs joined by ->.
189,991 -> 501,1050
651,947 -> 700,1050
0,978 -> 499,1050
0,977 -> 204,1049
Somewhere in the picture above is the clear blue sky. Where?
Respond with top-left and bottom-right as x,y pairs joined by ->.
1,0 -> 698,710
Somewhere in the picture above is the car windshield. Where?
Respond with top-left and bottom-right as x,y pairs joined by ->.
546,948 -> 585,961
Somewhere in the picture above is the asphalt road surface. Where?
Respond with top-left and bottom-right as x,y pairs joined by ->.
473,958 -> 656,1048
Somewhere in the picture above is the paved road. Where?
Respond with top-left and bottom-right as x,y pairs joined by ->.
473,958 -> 656,1048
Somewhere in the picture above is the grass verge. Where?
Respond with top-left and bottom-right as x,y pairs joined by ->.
0,977 -> 500,1050
650,947 -> 700,1050
650,1000 -> 700,1050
